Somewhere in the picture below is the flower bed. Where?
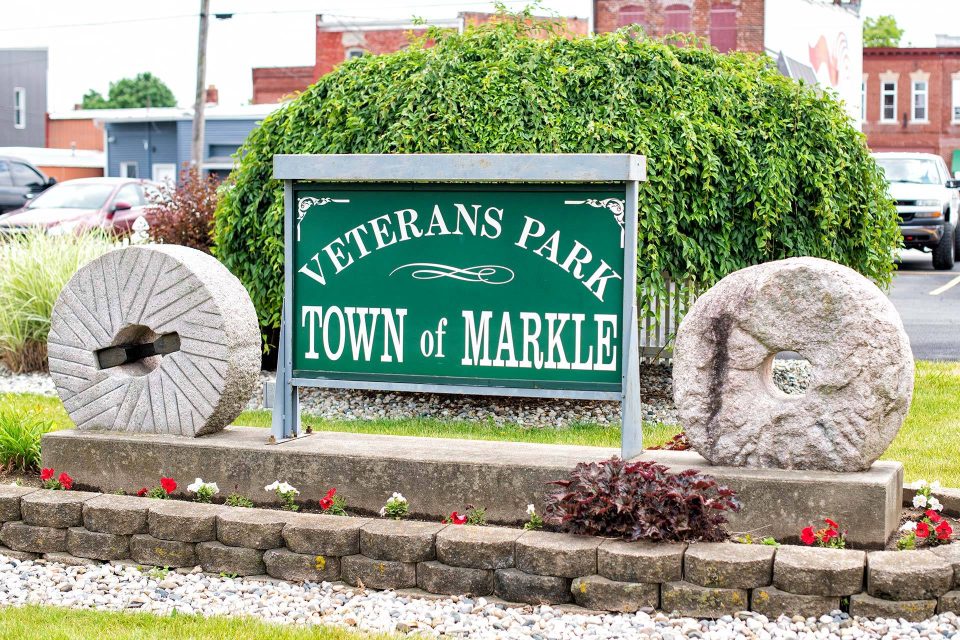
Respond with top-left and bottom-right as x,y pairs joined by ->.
0,486 -> 958,620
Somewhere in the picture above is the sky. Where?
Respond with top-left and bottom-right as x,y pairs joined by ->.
2,0 -> 957,112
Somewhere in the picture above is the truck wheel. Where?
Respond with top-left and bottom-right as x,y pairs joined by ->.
953,217 -> 960,256
934,222 -> 956,270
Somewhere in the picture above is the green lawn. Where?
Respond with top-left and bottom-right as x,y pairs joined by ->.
4,360 -> 958,484
0,605 -> 387,640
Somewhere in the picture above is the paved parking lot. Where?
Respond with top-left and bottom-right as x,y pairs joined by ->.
891,250 -> 960,361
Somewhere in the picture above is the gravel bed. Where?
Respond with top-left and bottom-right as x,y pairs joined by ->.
0,554 -> 955,639
0,366 -> 55,397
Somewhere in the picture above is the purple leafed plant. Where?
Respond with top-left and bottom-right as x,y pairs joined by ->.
544,457 -> 741,542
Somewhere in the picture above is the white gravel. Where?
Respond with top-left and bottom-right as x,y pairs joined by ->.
0,554 -> 955,638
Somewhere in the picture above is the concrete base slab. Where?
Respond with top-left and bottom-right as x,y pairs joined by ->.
41,427 -> 903,548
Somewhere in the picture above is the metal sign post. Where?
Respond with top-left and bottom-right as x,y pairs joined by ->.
272,154 -> 646,459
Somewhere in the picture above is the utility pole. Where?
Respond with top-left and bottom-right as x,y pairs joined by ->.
191,0 -> 210,170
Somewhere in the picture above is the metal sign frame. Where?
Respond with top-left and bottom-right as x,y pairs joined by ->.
271,153 -> 646,458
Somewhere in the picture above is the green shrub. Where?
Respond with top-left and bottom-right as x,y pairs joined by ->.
0,401 -> 52,472
214,13 -> 899,332
0,230 -> 114,372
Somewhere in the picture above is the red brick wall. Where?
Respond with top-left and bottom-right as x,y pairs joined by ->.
251,66 -> 315,104
46,117 -> 103,151
38,165 -> 103,182
315,28 -> 432,77
864,48 -> 960,170
593,0 -> 764,53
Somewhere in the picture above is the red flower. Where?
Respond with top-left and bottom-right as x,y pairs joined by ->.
319,488 -> 336,510
801,526 -> 816,545
160,478 -> 177,494
936,520 -> 953,541
136,488 -> 148,497
40,468 -> 54,482
824,518 -> 839,529
917,521 -> 931,539
926,510 -> 942,524
449,511 -> 468,525
822,528 -> 838,542
58,472 -> 73,490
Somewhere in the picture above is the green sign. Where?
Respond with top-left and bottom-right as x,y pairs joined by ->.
292,185 -> 627,393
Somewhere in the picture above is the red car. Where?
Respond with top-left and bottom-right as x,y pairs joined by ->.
0,177 -> 157,235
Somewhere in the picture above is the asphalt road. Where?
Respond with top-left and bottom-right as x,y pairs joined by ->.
891,250 -> 960,361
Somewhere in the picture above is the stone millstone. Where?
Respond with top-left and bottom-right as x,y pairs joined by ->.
673,257 -> 913,471
47,245 -> 261,437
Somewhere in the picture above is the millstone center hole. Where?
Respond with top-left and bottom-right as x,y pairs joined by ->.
769,351 -> 812,396
95,325 -> 180,377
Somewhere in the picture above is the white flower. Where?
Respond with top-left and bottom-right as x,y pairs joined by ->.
931,481 -> 942,492
205,482 -> 220,495
527,504 -> 536,516
277,482 -> 299,495
379,507 -> 387,517
929,496 -> 943,512
900,521 -> 918,532
912,479 -> 929,490
913,494 -> 928,509
187,478 -> 205,493
265,481 -> 280,492
390,492 -> 407,504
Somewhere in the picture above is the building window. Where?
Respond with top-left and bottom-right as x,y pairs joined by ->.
13,88 -> 25,129
345,48 -> 365,60
953,78 -> 960,123
119,161 -> 138,179
617,4 -> 646,29
709,4 -> 737,53
664,4 -> 692,33
881,81 -> 897,123
912,80 -> 928,122
861,78 -> 867,122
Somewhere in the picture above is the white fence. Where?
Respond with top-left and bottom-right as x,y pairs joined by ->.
638,278 -> 700,364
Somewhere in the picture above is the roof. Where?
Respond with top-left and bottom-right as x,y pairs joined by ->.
50,103 -> 282,124
0,147 -> 104,169
315,17 -> 462,32
864,47 -> 960,57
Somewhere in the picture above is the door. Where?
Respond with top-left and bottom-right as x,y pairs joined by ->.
152,163 -> 177,184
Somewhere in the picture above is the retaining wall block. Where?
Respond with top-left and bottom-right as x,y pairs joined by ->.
938,590 -> 960,614
751,586 -> 840,618
0,545 -> 38,561
44,552 -> 100,567
598,540 -> 685,584
850,593 -> 937,621
0,486 -> 37,523
683,543 -> 774,589
67,527 -> 129,561
773,546 -> 866,596
515,531 -> 600,578
282,514 -> 369,556
867,550 -> 953,601
341,554 -> 417,590
571,575 -> 658,612
197,541 -> 265,576
660,581 -> 748,618
494,567 -> 571,605
417,560 -> 494,596
217,509 -> 291,550
21,490 -> 99,529
0,522 -> 67,553
360,520 -> 445,563
129,533 -> 197,568
263,548 -> 340,582
83,495 -> 152,535
435,525 -> 523,570
931,544 -> 960,589
148,502 -> 224,543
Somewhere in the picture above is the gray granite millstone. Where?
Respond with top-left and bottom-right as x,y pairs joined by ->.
773,545 -> 865,596
938,590 -> 960,614
83,495 -> 151,535
850,593 -> 937,622
417,560 -> 494,596
494,568 -> 571,605
66,527 -> 129,561
340,554 -> 416,590
47,245 -> 261,437
867,550 -> 953,600
931,543 -> 960,589
197,541 -> 264,576
148,501 -> 224,543
359,520 -> 445,562
571,575 -> 658,612
598,539 -> 685,583
660,581 -> 749,618
683,543 -> 774,589
673,257 -> 914,471
0,486 -> 37,522
263,548 -> 340,582
435,525 -> 523,569
0,522 -> 67,553
21,490 -> 99,528
129,534 -> 197,568
751,585 -> 840,617
515,531 -> 600,578
282,514 -> 369,556
217,508 -> 291,550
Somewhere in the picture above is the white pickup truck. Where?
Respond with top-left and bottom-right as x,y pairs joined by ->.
873,152 -> 960,270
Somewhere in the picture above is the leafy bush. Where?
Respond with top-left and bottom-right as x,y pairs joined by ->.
145,165 -> 220,253
0,230 -> 114,372
214,12 -> 900,332
544,457 -> 740,542
0,404 -> 51,472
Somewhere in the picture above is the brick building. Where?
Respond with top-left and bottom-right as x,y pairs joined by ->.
863,47 -> 960,175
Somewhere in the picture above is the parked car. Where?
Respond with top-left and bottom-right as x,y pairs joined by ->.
0,177 -> 157,235
0,155 -> 56,213
873,152 -> 960,270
